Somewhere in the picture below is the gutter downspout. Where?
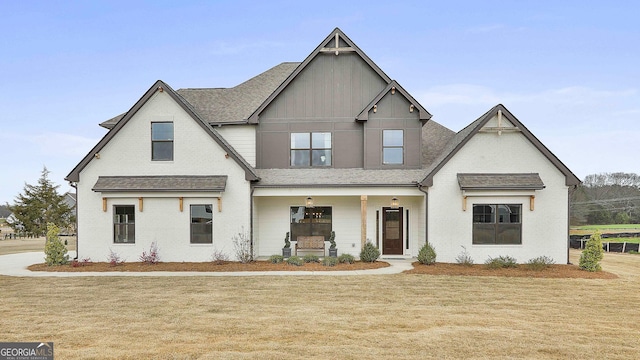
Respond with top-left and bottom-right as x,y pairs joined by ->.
69,181 -> 79,260
250,184 -> 255,260
567,185 -> 577,265
417,183 -> 428,246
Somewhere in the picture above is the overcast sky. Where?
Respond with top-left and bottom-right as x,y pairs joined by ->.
1,0 -> 638,204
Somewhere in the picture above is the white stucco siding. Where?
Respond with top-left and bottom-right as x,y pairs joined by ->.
215,125 -> 256,167
428,129 -> 570,264
76,91 -> 251,262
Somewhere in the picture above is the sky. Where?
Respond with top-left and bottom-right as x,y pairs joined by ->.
1,0 -> 639,204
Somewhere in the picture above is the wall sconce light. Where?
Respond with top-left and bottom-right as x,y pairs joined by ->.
409,104 -> 414,113
305,196 -> 314,208
224,153 -> 230,159
391,86 -> 396,95
391,197 -> 399,209
373,104 -> 377,113
94,153 -> 100,159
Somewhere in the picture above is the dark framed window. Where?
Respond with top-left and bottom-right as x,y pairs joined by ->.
190,204 -> 213,244
291,132 -> 331,167
290,206 -> 332,242
114,205 -> 135,243
151,122 -> 174,161
473,204 -> 522,244
383,130 -> 403,165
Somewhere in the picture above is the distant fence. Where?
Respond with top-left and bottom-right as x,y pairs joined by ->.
570,233 -> 640,253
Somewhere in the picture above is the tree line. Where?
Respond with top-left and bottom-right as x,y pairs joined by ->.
571,172 -> 640,225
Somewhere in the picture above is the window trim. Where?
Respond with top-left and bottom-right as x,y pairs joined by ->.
190,204 -> 213,244
472,204 -> 522,245
113,205 -> 135,244
151,122 -> 174,161
382,129 -> 404,165
290,132 -> 332,167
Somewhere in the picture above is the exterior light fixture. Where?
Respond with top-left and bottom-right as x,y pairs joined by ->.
391,86 -> 396,95
305,196 -> 314,208
409,104 -> 414,113
391,197 -> 399,209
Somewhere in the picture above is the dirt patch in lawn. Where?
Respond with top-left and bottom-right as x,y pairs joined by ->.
27,260 -> 390,272
405,262 -> 617,279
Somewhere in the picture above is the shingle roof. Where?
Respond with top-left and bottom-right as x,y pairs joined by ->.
92,175 -> 227,192
99,62 -> 300,129
254,168 -> 425,187
457,173 -> 545,190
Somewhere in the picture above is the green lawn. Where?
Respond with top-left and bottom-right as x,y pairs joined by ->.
572,224 -> 640,231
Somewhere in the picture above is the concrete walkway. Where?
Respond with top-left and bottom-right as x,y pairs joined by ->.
0,252 -> 415,277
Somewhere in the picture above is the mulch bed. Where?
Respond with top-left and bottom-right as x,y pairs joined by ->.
27,260 -> 390,272
404,262 -> 618,279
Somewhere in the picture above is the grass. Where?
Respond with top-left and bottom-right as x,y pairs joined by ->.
1,251 -> 639,359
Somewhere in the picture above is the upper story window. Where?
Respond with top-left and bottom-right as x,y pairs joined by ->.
291,132 -> 332,167
151,122 -> 174,161
383,130 -> 404,165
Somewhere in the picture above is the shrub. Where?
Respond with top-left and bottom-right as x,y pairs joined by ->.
329,231 -> 336,249
338,253 -> 355,264
360,242 -> 380,263
455,246 -> 474,266
269,255 -> 284,264
322,256 -> 338,267
286,255 -> 303,266
44,223 -> 69,266
580,231 -> 604,272
139,241 -> 161,264
526,256 -> 555,271
417,243 -> 437,265
629,250 -> 639,255
485,255 -> 518,269
210,249 -> 229,265
107,248 -> 124,266
303,254 -> 320,263
233,227 -> 254,263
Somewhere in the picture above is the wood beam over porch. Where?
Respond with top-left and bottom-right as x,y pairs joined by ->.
361,195 -> 367,249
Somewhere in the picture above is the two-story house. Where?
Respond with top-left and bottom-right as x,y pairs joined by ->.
66,28 -> 580,264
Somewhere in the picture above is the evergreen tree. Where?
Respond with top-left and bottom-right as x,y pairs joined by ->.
7,167 -> 72,236
579,231 -> 604,272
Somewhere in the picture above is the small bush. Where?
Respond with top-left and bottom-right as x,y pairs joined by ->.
286,256 -> 303,266
322,256 -> 338,267
417,243 -> 437,265
580,231 -> 604,272
303,254 -> 320,263
455,246 -> 474,266
629,250 -> 639,255
526,256 -> 555,271
211,249 -> 229,265
107,248 -> 124,266
338,253 -> 355,264
72,257 -> 92,267
233,227 -> 254,263
139,241 -> 160,264
269,255 -> 284,264
44,223 -> 69,266
485,255 -> 518,269
359,242 -> 380,263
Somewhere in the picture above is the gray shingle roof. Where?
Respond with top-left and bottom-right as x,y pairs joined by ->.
99,62 -> 300,129
92,175 -> 227,192
254,168 -> 425,187
457,173 -> 545,190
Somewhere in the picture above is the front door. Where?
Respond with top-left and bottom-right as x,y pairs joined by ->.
382,207 -> 403,255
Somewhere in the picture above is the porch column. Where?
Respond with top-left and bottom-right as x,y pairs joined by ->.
360,195 -> 367,249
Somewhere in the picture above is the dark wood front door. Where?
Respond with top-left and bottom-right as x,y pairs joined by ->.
382,207 -> 403,255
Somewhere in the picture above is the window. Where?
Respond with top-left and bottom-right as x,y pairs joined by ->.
291,132 -> 331,167
290,206 -> 332,242
190,204 -> 213,244
472,204 -> 522,244
383,130 -> 403,164
151,122 -> 174,161
114,205 -> 135,243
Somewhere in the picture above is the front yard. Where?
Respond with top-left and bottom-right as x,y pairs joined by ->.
1,250 -> 639,359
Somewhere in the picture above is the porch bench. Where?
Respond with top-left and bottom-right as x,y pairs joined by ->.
295,236 -> 325,256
